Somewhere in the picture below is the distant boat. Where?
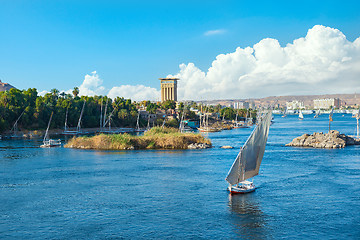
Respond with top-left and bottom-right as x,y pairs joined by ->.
282,108 -> 287,118
135,111 -> 145,132
299,110 -> 304,120
40,112 -> 61,148
62,100 -> 86,135
225,111 -> 272,194
314,109 -> 320,118
234,110 -> 250,128
10,109 -> 26,138
198,113 -> 219,132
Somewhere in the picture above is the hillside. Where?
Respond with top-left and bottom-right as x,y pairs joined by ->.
0,80 -> 16,91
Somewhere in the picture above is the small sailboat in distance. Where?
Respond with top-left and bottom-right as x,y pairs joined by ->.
314,109 -> 320,118
225,111 -> 272,194
298,110 -> 304,120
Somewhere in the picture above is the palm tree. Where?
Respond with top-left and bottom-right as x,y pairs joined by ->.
72,87 -> 79,97
50,88 -> 59,97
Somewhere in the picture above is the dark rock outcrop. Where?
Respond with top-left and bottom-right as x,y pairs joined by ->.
286,130 -> 360,149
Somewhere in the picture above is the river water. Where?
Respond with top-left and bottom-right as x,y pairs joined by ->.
1,113 -> 360,239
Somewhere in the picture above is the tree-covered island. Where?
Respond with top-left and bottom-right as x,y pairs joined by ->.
0,87 -> 255,135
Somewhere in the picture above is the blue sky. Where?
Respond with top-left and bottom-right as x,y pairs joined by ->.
1,0 -> 360,99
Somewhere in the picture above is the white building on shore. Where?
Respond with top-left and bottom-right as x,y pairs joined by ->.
233,101 -> 250,109
286,100 -> 305,110
313,98 -> 340,109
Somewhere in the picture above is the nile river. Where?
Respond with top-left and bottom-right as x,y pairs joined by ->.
1,114 -> 360,239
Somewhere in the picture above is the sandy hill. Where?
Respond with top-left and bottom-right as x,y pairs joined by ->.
199,93 -> 360,108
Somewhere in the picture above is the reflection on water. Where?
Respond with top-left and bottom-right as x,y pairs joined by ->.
228,193 -> 268,239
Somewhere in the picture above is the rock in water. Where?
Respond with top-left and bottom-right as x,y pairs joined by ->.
220,146 -> 234,149
286,130 -> 359,149
188,143 -> 211,149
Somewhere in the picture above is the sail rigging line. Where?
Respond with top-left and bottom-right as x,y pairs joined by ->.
103,98 -> 108,129
136,111 -> 140,130
76,100 -> 86,132
100,99 -> 103,129
43,112 -> 53,143
64,107 -> 69,131
11,109 -> 26,134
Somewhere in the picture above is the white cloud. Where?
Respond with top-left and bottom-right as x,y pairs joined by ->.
108,85 -> 160,101
79,71 -> 106,96
204,29 -> 226,36
170,25 -> 360,100
38,90 -> 49,96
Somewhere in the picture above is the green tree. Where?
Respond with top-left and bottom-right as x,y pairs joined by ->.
72,87 -> 79,97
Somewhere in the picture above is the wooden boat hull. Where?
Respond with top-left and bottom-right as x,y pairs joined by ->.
40,139 -> 61,148
228,185 -> 256,194
197,127 -> 220,132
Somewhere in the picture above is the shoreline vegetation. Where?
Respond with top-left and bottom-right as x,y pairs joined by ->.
0,88 -> 254,135
65,127 -> 212,150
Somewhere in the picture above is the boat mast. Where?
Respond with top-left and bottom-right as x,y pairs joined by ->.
329,107 -> 334,132
356,109 -> 360,139
100,99 -> 103,129
147,115 -> 150,130
136,111 -> 140,130
103,98 -> 108,129
245,109 -> 248,125
44,112 -> 53,143
11,109 -> 26,135
235,110 -> 238,124
77,100 -> 86,132
64,108 -> 68,131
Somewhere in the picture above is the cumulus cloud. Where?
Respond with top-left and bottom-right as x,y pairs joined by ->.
204,29 -> 226,36
170,25 -> 360,100
38,90 -> 49,96
79,71 -> 106,96
108,85 -> 160,101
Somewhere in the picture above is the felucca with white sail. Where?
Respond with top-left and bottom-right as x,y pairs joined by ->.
40,112 -> 61,148
63,100 -> 86,135
314,109 -> 320,118
225,111 -> 272,194
298,110 -> 304,120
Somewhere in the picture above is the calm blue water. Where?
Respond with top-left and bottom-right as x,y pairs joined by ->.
1,113 -> 360,239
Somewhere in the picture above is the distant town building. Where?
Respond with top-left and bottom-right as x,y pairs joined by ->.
313,98 -> 340,109
139,110 -> 156,123
286,100 -> 305,110
160,78 -> 179,102
233,101 -> 250,109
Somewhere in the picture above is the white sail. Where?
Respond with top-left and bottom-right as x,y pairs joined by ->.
299,110 -> 304,119
225,111 -> 272,185
314,109 -> 320,118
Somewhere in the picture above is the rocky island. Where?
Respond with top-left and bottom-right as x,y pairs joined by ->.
286,130 -> 360,149
65,127 -> 211,150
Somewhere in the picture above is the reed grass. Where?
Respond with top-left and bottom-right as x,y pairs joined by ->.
65,127 -> 211,150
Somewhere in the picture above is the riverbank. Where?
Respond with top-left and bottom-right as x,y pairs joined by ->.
65,127 -> 211,150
